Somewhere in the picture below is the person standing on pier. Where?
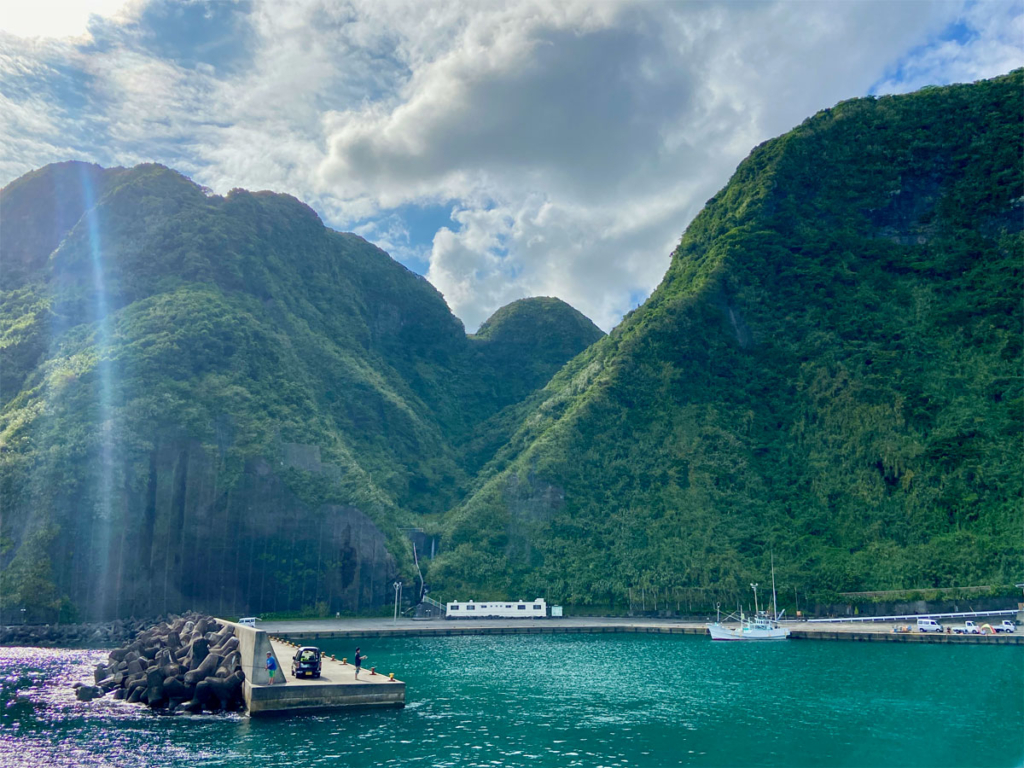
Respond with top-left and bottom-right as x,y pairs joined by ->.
354,647 -> 365,679
266,651 -> 277,683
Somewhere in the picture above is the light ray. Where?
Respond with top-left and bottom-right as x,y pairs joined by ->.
77,163 -> 116,618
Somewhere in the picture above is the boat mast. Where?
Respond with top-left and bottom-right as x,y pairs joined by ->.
771,552 -> 778,622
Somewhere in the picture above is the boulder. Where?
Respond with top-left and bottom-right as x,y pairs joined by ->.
76,685 -> 103,701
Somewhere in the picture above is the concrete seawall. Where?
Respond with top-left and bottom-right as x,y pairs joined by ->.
225,620 -> 288,687
261,617 -> 1024,645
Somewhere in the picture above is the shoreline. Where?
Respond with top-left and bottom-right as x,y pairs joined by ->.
5,615 -> 1020,650
258,616 -> 1024,645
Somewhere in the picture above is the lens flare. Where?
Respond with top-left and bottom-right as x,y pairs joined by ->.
77,164 -> 116,618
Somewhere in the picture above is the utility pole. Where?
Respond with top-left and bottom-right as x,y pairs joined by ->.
393,580 -> 402,624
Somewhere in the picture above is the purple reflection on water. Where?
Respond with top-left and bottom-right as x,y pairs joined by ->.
0,647 -> 238,767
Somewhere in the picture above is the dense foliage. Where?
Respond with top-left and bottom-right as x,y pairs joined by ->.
2,72 -> 1020,621
0,162 -> 601,620
430,71 -> 1023,611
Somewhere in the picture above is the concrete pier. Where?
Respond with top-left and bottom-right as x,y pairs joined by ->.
258,616 -> 1024,645
222,620 -> 405,715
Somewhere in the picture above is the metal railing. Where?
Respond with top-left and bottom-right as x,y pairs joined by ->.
808,609 -> 1018,624
421,595 -> 446,613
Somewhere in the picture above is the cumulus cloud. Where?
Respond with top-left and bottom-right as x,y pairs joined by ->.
1,0 -> 1021,330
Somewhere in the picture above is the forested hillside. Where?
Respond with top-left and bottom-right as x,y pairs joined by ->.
0,162 -> 602,621
431,71 -> 1023,609
2,72 -> 1020,623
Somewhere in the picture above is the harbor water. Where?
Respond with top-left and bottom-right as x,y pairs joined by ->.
0,633 -> 1020,767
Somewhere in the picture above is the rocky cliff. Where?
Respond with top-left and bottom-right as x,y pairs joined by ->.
0,163 -> 603,621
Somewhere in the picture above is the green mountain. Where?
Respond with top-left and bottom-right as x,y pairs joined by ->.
3,73 -> 1020,622
0,162 -> 602,621
431,71 -> 1023,609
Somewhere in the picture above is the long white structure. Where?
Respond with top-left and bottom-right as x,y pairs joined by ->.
445,599 -> 547,619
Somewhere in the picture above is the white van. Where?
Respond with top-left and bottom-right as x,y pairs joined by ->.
238,617 -> 258,628
917,618 -> 943,633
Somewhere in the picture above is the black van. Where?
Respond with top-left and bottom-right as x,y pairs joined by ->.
291,646 -> 322,678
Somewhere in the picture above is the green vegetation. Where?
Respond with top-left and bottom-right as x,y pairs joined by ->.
430,71 -> 1023,610
1,72 -> 1020,620
0,162 -> 601,620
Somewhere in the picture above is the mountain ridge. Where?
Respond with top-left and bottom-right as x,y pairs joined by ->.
429,70 -> 1023,607
0,162 -> 603,620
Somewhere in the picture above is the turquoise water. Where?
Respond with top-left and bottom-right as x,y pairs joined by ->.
0,634 -> 1020,767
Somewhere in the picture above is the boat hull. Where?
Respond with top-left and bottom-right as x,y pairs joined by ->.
707,623 -> 790,641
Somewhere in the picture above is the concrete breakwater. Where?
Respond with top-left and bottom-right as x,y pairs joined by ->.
226,620 -> 406,715
260,617 -> 1024,645
72,614 -> 246,713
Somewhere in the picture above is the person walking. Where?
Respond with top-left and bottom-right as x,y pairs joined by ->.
266,651 -> 277,683
354,647 -> 365,679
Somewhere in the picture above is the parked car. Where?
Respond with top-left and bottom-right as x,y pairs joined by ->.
917,618 -> 943,633
291,646 -> 322,678
995,620 -> 1017,633
953,620 -> 981,635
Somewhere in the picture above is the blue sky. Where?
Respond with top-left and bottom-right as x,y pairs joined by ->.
1,0 -> 1021,331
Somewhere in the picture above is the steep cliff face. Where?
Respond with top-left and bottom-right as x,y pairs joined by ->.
0,163 -> 603,620
432,71 -> 1023,605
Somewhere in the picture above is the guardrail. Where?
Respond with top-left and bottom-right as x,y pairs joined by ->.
421,596 -> 445,613
807,609 -> 1018,623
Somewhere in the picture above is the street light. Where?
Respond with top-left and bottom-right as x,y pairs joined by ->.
750,583 -> 759,615
393,581 -> 402,624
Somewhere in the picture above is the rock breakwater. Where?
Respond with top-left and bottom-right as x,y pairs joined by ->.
0,617 -> 154,648
73,613 -> 245,713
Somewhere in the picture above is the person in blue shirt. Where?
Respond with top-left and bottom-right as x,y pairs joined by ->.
354,647 -> 365,679
266,651 -> 277,682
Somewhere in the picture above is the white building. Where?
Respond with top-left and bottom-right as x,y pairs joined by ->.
445,598 -> 547,619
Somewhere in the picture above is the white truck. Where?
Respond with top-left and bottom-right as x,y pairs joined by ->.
953,620 -> 981,634
994,620 -> 1016,633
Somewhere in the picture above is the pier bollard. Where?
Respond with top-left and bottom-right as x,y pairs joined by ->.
341,658 -> 347,665
388,673 -> 395,681
370,666 -> 377,676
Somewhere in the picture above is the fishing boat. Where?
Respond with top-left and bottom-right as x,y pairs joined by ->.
707,560 -> 790,641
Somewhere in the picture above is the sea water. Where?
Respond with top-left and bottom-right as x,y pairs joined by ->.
0,634 -> 1020,767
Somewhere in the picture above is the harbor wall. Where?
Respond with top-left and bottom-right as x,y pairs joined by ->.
269,624 -> 1023,645
246,679 -> 406,715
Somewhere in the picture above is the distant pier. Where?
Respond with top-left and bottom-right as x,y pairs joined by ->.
258,616 -> 1024,646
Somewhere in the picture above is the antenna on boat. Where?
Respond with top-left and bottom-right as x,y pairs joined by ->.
771,551 -> 778,622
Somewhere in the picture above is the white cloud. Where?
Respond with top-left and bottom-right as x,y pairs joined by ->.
0,0 -> 138,40
1,0 -> 1021,331
872,0 -> 1024,93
